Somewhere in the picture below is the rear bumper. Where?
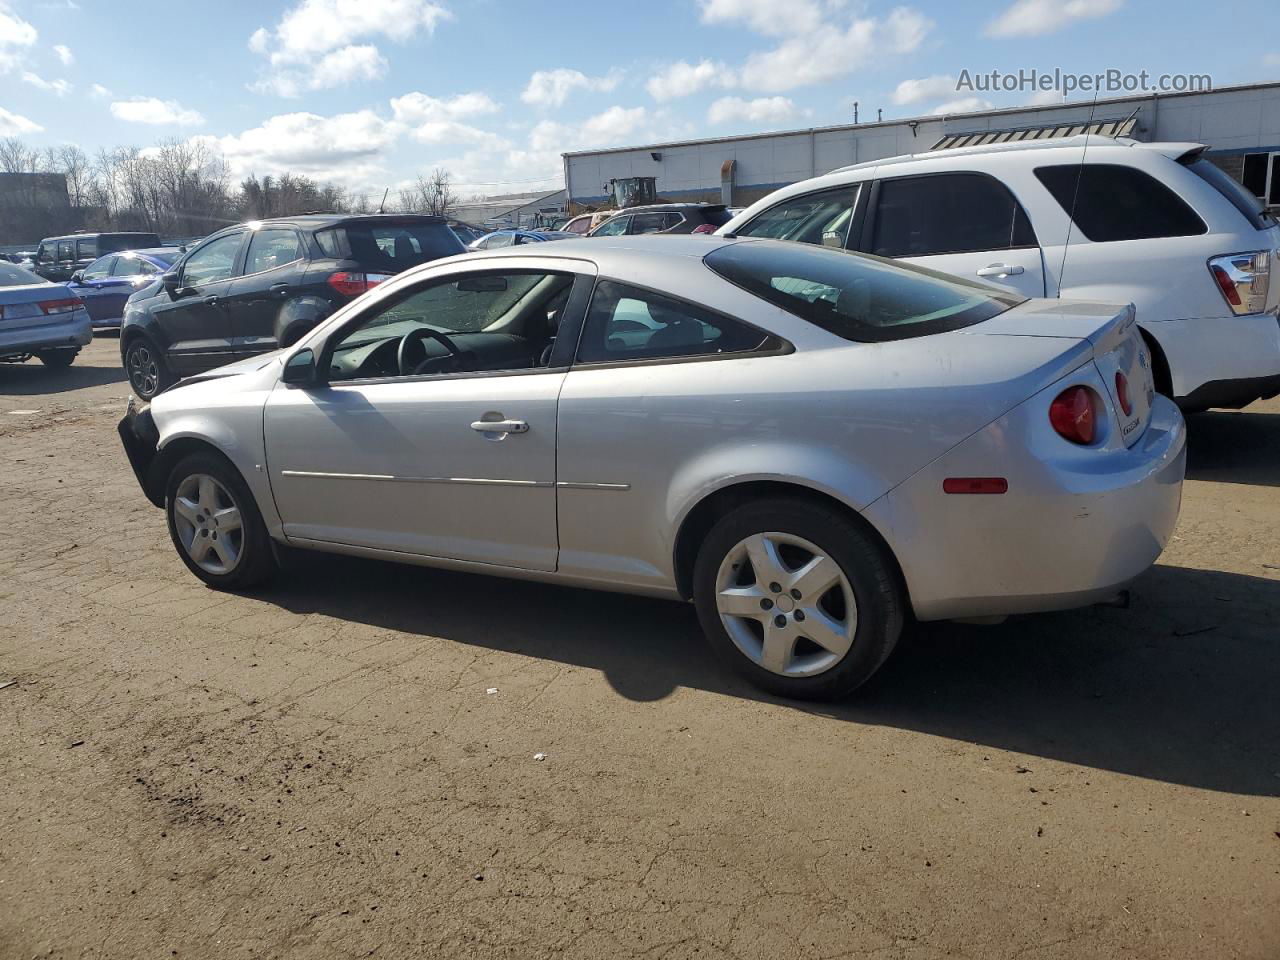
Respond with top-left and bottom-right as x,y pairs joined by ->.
0,310 -> 92,355
868,394 -> 1187,622
118,401 -> 164,508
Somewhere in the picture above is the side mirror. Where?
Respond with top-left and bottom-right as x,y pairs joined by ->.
70,271 -> 84,283
281,347 -> 317,386
161,270 -> 181,297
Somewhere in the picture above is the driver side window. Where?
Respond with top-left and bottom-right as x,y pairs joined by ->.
326,270 -> 577,382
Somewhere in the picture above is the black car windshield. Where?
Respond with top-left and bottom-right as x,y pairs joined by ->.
704,240 -> 1023,342
0,263 -> 42,287
316,221 -> 465,269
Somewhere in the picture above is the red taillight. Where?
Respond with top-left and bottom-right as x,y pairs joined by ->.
691,224 -> 716,234
328,271 -> 390,297
1115,371 -> 1132,416
1049,385 -> 1100,445
1210,264 -> 1242,307
40,297 -> 83,315
943,477 -> 1008,494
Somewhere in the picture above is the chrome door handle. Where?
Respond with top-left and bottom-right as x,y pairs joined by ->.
976,263 -> 1024,278
203,294 -> 220,305
471,419 -> 528,434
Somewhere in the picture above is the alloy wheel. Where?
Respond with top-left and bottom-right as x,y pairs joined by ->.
172,473 -> 244,575
715,531 -> 858,678
127,343 -> 159,397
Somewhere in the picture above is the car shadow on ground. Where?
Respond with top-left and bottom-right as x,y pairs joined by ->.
268,551 -> 1280,797
1185,408 -> 1280,487
0,360 -> 125,395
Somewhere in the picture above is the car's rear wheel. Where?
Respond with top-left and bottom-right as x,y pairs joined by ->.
165,452 -> 276,590
37,348 -> 77,368
124,336 -> 173,399
693,499 -> 903,700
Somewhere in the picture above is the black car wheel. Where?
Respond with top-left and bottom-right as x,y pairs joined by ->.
37,349 -> 78,368
124,336 -> 173,399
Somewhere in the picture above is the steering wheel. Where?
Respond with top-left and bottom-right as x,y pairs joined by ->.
396,327 -> 474,376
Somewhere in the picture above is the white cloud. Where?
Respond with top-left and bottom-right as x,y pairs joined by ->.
110,97 -> 205,126
390,90 -> 504,146
986,0 -> 1122,37
505,106 -> 651,185
892,74 -> 957,106
0,105 -> 42,135
90,83 -> 112,99
739,8 -> 932,91
929,97 -> 995,116
52,44 -> 73,65
521,68 -> 620,108
1026,88 -> 1064,106
699,0 -> 826,36
707,95 -> 795,126
249,0 -> 451,96
647,59 -> 736,101
21,71 -> 72,96
580,105 -> 647,143
0,2 -> 37,73
193,109 -> 400,188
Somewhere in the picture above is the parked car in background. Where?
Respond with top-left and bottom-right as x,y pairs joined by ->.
0,260 -> 91,367
68,248 -> 183,330
32,232 -> 163,282
469,229 -> 577,250
561,211 -> 617,236
587,203 -> 733,237
449,222 -> 485,247
720,136 -> 1280,411
119,214 -> 465,400
119,234 -> 1184,700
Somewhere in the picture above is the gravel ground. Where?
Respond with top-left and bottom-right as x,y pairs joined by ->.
2,335 -> 1278,959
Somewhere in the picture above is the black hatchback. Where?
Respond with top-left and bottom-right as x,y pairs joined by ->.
119,214 -> 465,399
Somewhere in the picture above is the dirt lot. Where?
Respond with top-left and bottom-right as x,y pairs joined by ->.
2,335 -> 1278,959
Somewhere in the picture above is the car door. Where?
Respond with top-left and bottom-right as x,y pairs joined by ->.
263,258 -> 594,570
858,172 -> 1046,298
72,255 -> 118,323
148,231 -> 245,373
225,226 -> 308,356
54,239 -> 75,281
104,253 -> 161,323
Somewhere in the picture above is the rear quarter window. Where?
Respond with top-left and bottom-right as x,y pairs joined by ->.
316,222 -> 464,267
1035,163 -> 1207,242
705,240 -> 1022,343
1182,158 -> 1276,230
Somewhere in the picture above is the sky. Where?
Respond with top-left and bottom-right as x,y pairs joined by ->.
2,0 -> 1278,200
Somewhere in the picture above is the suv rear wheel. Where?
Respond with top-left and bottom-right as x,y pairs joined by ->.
693,499 -> 903,700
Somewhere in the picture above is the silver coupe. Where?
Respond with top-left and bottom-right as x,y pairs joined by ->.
119,236 -> 1187,698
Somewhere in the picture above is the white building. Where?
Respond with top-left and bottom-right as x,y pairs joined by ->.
562,82 -> 1280,212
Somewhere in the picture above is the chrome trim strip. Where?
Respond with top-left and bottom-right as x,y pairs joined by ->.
555,481 -> 631,491
280,470 -> 552,488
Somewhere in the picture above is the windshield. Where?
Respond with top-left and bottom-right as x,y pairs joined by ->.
0,262 -> 42,287
705,240 -> 1023,343
317,221 -> 466,269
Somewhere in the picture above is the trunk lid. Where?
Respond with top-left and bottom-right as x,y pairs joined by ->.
0,281 -> 79,332
962,298 -> 1154,446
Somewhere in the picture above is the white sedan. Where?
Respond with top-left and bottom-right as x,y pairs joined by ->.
119,236 -> 1186,699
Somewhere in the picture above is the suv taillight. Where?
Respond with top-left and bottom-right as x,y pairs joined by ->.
1208,251 -> 1271,315
1049,385 -> 1101,445
327,271 -> 391,298
691,224 -> 716,234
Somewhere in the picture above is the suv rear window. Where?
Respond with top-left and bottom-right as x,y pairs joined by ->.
316,221 -> 465,269
1182,157 -> 1276,230
1034,164 -> 1207,242
706,241 -> 1022,343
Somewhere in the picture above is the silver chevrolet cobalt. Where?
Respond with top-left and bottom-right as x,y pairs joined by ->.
119,235 -> 1186,699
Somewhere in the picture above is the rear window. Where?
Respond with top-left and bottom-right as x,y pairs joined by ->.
1182,157 -> 1276,230
705,241 -> 1023,343
1034,164 -> 1207,242
0,263 -> 41,286
316,221 -> 465,268
98,234 -> 162,253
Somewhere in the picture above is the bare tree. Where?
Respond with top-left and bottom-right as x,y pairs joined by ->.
399,168 -> 457,218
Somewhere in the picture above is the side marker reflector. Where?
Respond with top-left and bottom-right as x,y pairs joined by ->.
943,477 -> 1008,494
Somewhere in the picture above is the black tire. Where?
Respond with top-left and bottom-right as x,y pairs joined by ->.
165,451 -> 277,590
693,498 -> 904,700
123,335 -> 174,400
37,349 -> 77,368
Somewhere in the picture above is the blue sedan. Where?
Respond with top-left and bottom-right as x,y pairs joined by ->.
68,247 -> 182,329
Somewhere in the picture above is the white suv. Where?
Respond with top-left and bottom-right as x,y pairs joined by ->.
719,136 -> 1280,410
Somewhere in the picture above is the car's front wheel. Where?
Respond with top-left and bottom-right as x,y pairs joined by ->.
124,336 -> 173,399
693,499 -> 904,700
165,452 -> 276,590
